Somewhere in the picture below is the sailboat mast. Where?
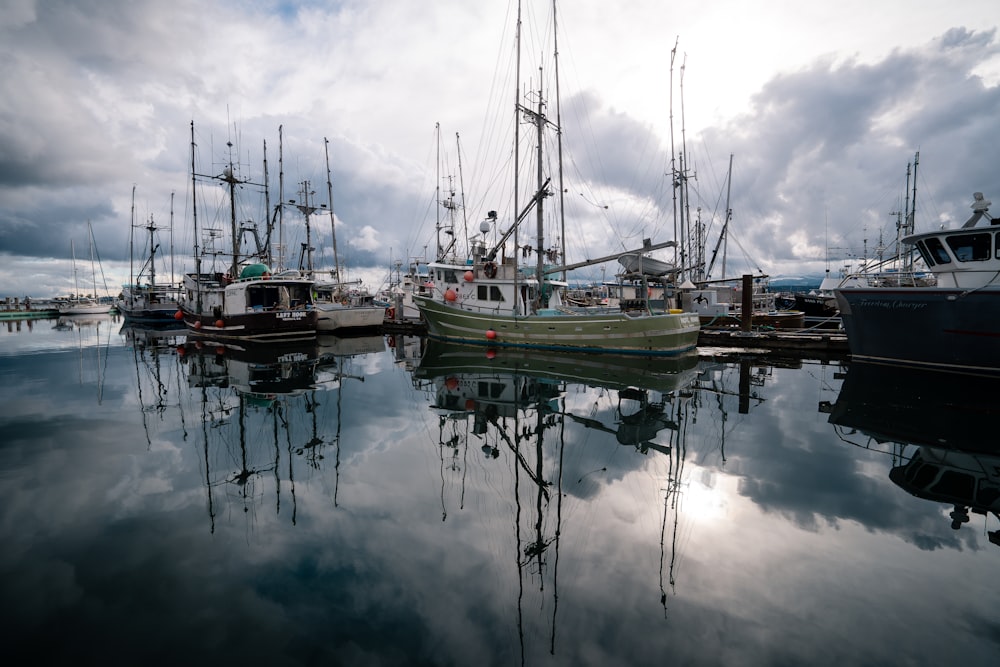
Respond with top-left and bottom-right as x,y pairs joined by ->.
325,137 -> 341,283
71,238 -> 79,299
89,221 -> 98,298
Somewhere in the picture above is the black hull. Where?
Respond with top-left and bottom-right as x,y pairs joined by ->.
181,307 -> 318,343
836,287 -> 1000,375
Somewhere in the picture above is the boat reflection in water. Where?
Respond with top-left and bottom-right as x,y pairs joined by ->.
411,340 -> 706,647
177,334 -> 384,530
827,362 -> 1000,546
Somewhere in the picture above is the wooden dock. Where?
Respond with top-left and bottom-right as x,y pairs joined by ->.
698,327 -> 849,359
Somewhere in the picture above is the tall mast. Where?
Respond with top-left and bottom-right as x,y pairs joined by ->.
147,214 -> 156,288
278,125 -> 285,271
679,52 -> 690,281
513,0 -> 523,271
88,220 -> 97,298
262,137 -> 271,267
534,70 -> 545,285
455,132 -> 469,244
224,139 -> 239,279
169,191 -> 175,286
552,0 -> 566,281
435,122 -> 442,260
325,137 -> 341,283
668,38 -> 679,272
129,185 -> 136,290
71,238 -> 79,298
190,121 -> 202,312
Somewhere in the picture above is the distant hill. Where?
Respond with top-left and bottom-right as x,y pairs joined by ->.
768,275 -> 824,291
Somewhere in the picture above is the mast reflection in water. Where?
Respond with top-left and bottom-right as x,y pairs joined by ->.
0,324 -> 996,666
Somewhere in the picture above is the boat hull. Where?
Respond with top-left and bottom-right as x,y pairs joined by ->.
181,307 -> 318,343
58,303 -> 113,315
835,286 -> 1000,375
413,295 -> 699,356
315,303 -> 386,332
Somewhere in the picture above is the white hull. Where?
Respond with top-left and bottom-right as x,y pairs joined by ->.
315,303 -> 385,332
58,302 -> 112,315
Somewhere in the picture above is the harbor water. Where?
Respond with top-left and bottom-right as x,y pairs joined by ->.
0,314 -> 997,666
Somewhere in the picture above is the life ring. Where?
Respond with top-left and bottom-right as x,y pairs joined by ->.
483,261 -> 498,279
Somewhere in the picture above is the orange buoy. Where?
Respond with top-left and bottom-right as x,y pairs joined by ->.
485,329 -> 497,340
464,270 -> 474,282
174,310 -> 183,320
215,319 -> 224,328
444,289 -> 457,302
445,377 -> 459,390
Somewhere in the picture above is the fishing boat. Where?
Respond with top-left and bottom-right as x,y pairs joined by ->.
59,224 -> 113,316
413,7 -> 699,356
283,136 -> 385,334
118,187 -> 183,324
835,192 -> 1000,375
178,122 -> 318,343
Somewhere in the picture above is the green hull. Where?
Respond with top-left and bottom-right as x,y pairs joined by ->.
413,295 -> 699,356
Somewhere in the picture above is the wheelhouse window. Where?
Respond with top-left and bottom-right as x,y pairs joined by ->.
946,232 -> 992,262
917,237 -> 951,266
477,285 -> 506,301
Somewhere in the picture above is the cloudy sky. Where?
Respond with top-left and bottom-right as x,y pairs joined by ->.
1,0 -> 998,298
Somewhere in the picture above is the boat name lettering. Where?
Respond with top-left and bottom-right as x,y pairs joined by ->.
277,311 -> 308,320
858,299 -> 928,311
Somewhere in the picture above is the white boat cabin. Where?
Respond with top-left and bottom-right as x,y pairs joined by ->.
907,192 -> 999,289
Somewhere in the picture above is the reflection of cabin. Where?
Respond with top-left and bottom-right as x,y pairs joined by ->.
889,447 -> 1000,545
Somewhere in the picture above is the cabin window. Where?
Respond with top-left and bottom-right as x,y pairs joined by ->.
946,233 -> 991,262
443,269 -> 459,283
476,285 -> 506,301
921,237 -> 951,265
915,241 -> 936,267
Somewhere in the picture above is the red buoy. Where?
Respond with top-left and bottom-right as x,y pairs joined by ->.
464,270 -> 474,282
174,310 -> 183,320
444,289 -> 457,302
485,329 -> 497,340
215,319 -> 224,328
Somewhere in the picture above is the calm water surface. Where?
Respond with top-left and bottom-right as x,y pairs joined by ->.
1,314 -> 997,666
